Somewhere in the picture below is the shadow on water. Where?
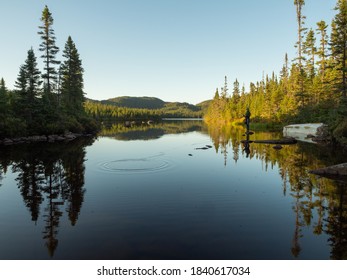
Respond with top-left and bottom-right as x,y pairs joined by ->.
0,137 -> 95,258
208,122 -> 347,260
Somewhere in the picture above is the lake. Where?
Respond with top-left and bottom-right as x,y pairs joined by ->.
0,120 -> 346,260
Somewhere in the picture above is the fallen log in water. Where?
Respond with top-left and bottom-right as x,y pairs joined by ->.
252,138 -> 297,145
310,163 -> 347,177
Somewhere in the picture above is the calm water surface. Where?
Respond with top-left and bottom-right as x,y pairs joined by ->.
0,120 -> 346,259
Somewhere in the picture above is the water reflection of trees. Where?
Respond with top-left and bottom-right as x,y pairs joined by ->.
0,137 -> 94,257
207,123 -> 347,259
100,120 -> 205,141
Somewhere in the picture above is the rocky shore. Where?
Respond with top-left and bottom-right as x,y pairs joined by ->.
0,132 -> 94,146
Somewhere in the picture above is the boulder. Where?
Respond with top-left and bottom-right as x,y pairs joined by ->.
283,123 -> 330,143
3,138 -> 13,145
64,133 -> 77,141
27,135 -> 47,142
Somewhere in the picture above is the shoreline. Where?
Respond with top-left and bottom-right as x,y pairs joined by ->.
0,132 -> 95,146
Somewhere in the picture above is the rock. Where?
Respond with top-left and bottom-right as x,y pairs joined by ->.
27,135 -> 47,142
310,163 -> 347,176
64,133 -> 77,141
283,123 -> 330,143
306,134 -> 315,139
48,134 -> 66,142
3,138 -> 13,145
188,154 -> 193,156
273,145 -> 283,150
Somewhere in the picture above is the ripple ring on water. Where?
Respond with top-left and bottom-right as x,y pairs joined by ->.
97,156 -> 173,175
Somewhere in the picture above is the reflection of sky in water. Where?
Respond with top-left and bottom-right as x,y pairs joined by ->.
0,125 -> 343,259
84,132 -> 298,258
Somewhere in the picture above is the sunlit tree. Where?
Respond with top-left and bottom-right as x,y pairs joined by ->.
38,5 -> 60,96
330,0 -> 347,98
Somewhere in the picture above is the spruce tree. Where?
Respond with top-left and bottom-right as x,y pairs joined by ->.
316,21 -> 328,79
60,36 -> 85,117
303,28 -> 316,81
330,0 -> 347,98
232,78 -> 240,99
0,78 -> 8,119
214,88 -> 219,100
294,0 -> 306,70
38,5 -> 60,96
14,48 -> 42,125
294,0 -> 307,105
221,76 -> 228,99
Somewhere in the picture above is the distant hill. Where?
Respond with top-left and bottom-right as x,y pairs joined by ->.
101,96 -> 165,109
87,96 -> 209,111
85,96 -> 210,119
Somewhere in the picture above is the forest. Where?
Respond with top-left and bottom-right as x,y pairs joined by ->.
84,97 -> 203,122
205,0 -> 347,146
0,6 -> 97,139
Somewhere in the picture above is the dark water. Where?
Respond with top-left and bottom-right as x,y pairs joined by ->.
0,120 -> 346,260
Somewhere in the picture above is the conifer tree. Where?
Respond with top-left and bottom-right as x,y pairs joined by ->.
0,78 -> 8,119
214,88 -> 219,100
38,5 -> 60,96
14,48 -> 42,125
303,28 -> 316,81
294,0 -> 307,105
232,78 -> 240,99
221,76 -> 228,99
330,0 -> 347,98
60,36 -> 85,117
316,21 -> 328,80
294,0 -> 306,70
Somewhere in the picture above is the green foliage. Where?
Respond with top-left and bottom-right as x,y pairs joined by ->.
333,118 -> 347,145
61,36 -> 84,116
100,120 -> 204,140
331,0 -> 347,98
84,97 -> 203,122
38,5 -> 60,95
102,96 -> 165,109
204,0 -> 347,146
0,6 -> 97,139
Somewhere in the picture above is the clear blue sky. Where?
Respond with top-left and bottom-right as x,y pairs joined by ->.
0,0 -> 337,104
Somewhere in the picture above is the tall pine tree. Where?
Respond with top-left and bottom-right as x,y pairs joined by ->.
38,5 -> 60,97
330,0 -> 347,98
14,48 -> 42,127
303,28 -> 316,81
0,78 -> 8,123
316,21 -> 328,80
294,0 -> 307,105
60,36 -> 85,117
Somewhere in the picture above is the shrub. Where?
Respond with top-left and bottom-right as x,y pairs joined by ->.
333,118 -> 347,145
